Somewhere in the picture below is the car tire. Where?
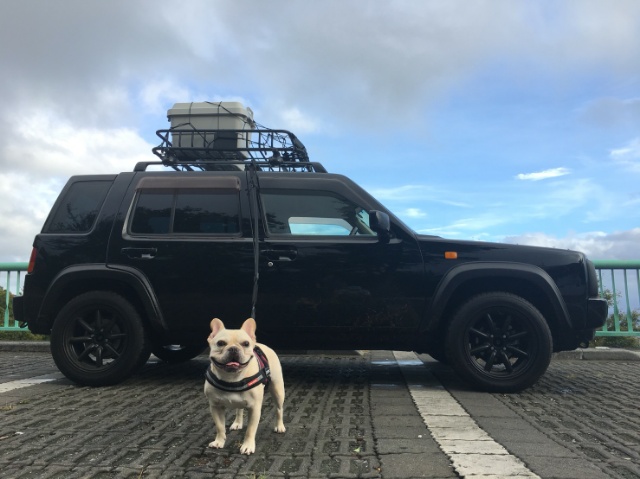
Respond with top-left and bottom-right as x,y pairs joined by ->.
151,343 -> 208,363
445,292 -> 552,393
50,291 -> 151,386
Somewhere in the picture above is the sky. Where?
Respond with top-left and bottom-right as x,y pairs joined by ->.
1,0 -> 639,263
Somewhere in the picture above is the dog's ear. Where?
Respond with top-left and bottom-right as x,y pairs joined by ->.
241,318 -> 257,342
209,318 -> 225,340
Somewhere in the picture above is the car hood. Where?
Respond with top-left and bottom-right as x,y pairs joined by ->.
415,234 -> 587,270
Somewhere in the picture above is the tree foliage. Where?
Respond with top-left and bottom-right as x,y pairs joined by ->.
0,286 -> 14,324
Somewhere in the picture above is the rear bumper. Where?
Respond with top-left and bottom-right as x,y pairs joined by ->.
587,297 -> 608,329
12,295 -> 24,324
12,294 -> 50,335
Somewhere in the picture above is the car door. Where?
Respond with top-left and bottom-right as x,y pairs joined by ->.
110,174 -> 255,341
254,177 -> 425,349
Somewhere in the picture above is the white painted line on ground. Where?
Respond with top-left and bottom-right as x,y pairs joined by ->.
394,351 -> 540,479
0,373 -> 64,393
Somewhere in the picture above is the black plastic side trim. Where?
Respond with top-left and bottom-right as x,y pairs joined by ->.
424,262 -> 572,332
38,264 -> 166,334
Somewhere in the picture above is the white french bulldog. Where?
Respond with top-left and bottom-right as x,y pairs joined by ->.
204,317 -> 286,455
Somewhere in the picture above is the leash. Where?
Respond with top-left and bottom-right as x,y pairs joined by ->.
246,161 -> 261,319
205,346 -> 271,392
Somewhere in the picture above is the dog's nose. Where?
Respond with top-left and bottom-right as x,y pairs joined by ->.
226,346 -> 242,359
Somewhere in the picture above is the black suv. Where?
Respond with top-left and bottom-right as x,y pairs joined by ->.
13,106 -> 607,392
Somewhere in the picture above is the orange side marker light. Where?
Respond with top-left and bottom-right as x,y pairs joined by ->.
444,251 -> 458,259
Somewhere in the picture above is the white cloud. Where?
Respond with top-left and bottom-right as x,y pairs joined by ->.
404,176 -> 616,244
0,173 -> 64,261
0,0 -> 639,263
278,107 -> 320,135
516,167 -> 571,181
368,185 -> 470,207
139,80 -> 194,116
2,1 -> 640,132
610,138 -> 640,172
0,110 -> 155,261
503,229 -> 640,260
401,208 -> 427,219
579,97 -> 640,128
4,111 -> 153,178
431,214 -> 511,235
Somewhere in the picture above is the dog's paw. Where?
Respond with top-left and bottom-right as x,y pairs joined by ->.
274,424 -> 286,434
230,421 -> 243,431
239,440 -> 256,455
208,439 -> 225,449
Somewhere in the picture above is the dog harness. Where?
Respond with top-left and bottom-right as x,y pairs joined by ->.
205,346 -> 271,392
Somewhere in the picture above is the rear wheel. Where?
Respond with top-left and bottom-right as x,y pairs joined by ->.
446,292 -> 552,393
50,291 -> 151,386
151,342 -> 207,363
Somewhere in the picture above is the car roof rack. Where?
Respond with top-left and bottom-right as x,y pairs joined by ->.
151,125 -> 326,173
135,158 -> 327,173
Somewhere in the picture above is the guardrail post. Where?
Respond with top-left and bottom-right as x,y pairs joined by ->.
593,260 -> 640,338
0,262 -> 28,331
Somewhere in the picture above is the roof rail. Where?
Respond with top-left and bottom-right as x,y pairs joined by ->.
135,159 -> 327,173
152,126 -> 326,172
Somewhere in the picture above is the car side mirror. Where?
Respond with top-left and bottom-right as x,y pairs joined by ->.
369,210 -> 391,243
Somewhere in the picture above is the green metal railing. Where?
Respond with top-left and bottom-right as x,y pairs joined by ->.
1,262 -> 28,331
593,260 -> 640,337
1,260 -> 639,336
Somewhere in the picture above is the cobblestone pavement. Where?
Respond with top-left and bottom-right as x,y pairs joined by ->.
0,350 -> 639,478
430,358 -> 640,479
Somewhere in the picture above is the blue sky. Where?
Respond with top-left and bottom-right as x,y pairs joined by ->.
1,0 -> 639,262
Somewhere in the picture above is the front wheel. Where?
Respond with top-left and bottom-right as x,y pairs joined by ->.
50,291 -> 151,386
445,292 -> 552,393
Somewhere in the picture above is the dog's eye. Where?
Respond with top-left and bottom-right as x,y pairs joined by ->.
242,341 -> 250,348
216,340 -> 227,347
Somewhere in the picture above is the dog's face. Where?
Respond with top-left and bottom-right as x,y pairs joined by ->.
207,318 -> 256,376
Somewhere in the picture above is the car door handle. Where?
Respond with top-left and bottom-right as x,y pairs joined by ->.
121,247 -> 157,259
260,247 -> 297,262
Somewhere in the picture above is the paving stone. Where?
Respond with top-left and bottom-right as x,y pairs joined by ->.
451,453 -> 541,478
374,426 -> 430,440
434,357 -> 640,479
379,453 -> 456,478
522,456 -> 611,478
372,415 -> 427,429
3,350 -> 640,478
376,437 -> 442,454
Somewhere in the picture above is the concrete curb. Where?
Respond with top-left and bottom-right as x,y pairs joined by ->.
0,341 -> 51,352
553,347 -> 640,361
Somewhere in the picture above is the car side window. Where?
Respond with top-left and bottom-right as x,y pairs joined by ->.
174,191 -> 240,234
260,189 -> 374,236
45,180 -> 112,233
129,178 -> 241,236
131,191 -> 173,234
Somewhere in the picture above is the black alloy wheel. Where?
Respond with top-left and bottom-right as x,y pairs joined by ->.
446,292 -> 553,393
50,291 -> 151,386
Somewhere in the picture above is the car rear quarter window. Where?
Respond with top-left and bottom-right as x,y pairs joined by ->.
128,177 -> 241,236
44,180 -> 112,233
